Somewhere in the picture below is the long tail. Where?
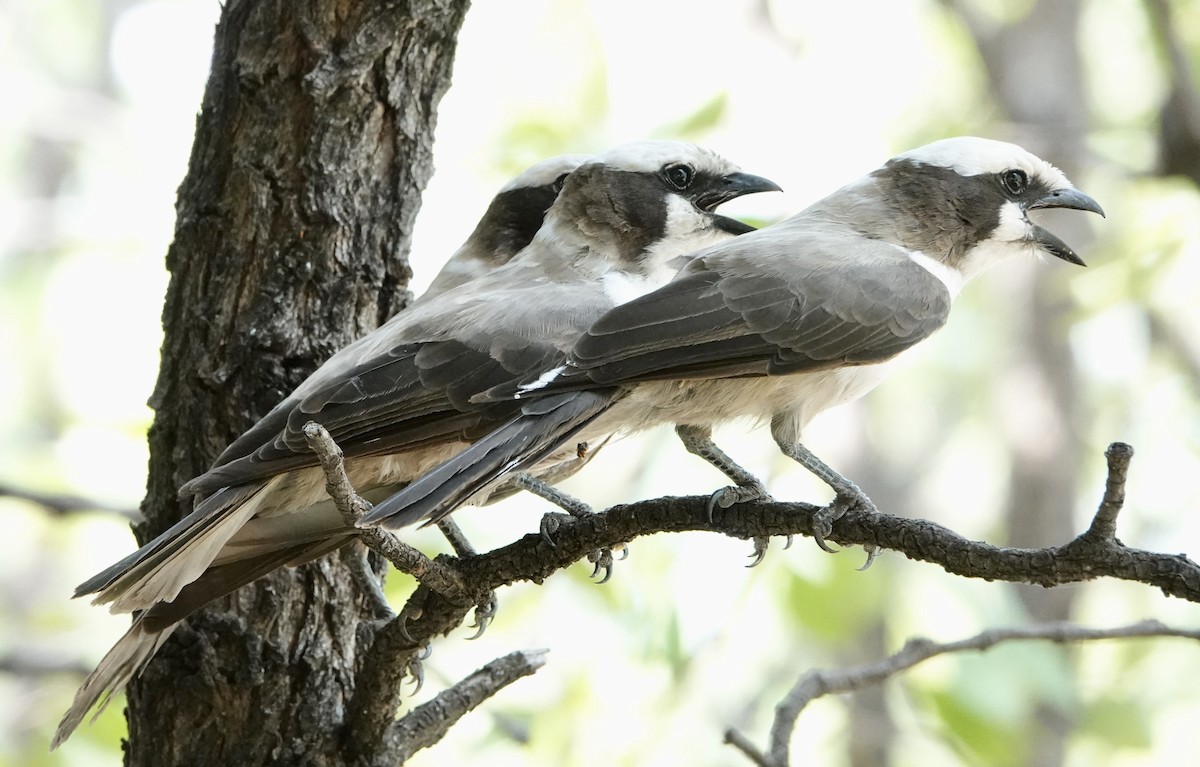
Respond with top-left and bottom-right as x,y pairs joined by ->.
359,390 -> 621,529
54,532 -> 353,748
51,618 -> 175,749
76,480 -> 275,614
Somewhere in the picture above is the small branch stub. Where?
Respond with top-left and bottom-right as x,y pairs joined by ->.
302,420 -> 466,598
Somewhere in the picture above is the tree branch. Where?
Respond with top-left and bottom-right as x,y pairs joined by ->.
439,442 -> 1200,602
725,619 -> 1200,767
315,437 -> 1195,759
384,648 -> 549,764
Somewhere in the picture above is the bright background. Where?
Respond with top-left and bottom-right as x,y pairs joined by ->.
3,0 -> 1200,765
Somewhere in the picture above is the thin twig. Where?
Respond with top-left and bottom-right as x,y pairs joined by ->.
302,421 -> 465,598
1086,442 -> 1133,539
724,619 -> 1200,767
0,483 -> 140,522
386,649 -> 549,763
0,653 -> 93,678
723,728 -> 776,767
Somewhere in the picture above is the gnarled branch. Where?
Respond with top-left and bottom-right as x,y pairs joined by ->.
725,619 -> 1200,767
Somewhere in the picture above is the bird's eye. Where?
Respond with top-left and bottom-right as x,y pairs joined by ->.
551,173 -> 569,194
1001,169 -> 1028,196
663,163 -> 694,191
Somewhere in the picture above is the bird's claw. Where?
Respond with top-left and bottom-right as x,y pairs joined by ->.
406,649 -> 427,695
705,483 -> 773,523
747,536 -> 770,567
466,591 -> 499,640
588,548 -> 615,584
857,544 -> 880,571
540,510 -> 627,583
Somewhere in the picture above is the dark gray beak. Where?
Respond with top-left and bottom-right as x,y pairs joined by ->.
1025,187 -> 1105,266
697,172 -> 783,211
698,172 -> 782,236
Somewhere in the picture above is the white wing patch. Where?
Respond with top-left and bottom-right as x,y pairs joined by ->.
517,364 -> 567,395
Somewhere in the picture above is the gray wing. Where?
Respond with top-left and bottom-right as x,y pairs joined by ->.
185,272 -> 614,497
564,240 -> 953,385
184,338 -> 556,496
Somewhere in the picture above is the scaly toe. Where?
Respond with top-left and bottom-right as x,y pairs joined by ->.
706,484 -> 773,523
539,512 -> 568,547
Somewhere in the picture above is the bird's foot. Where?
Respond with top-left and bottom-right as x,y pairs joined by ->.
539,510 -> 628,584
706,481 -> 773,522
812,485 -> 878,554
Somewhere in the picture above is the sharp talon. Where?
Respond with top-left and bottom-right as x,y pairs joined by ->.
814,537 -> 838,554
416,644 -> 433,661
857,545 -> 880,571
782,535 -> 794,550
396,612 -> 416,643
466,594 -> 497,640
616,543 -> 630,561
706,489 -> 722,523
746,537 -> 769,567
407,656 -> 425,695
588,548 -> 615,584
811,510 -> 839,554
466,614 -> 490,640
812,529 -> 839,554
594,561 -> 614,584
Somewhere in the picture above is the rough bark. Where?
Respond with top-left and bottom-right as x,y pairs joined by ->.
127,1 -> 469,764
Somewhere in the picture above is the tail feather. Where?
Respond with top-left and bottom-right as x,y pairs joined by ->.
359,390 -> 620,529
51,618 -> 175,750
79,480 -> 276,614
138,535 -> 352,632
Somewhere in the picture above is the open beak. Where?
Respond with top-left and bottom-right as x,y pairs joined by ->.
1025,187 -> 1105,266
697,172 -> 783,236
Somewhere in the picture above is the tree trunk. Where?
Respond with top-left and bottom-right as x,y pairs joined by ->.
127,1 -> 469,764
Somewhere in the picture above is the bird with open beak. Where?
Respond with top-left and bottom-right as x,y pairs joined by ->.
363,137 -> 1104,566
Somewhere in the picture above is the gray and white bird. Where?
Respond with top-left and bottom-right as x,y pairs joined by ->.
55,141 -> 779,747
361,137 -> 1104,552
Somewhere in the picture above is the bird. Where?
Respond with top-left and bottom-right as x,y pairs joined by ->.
360,136 -> 1105,563
54,141 -> 780,746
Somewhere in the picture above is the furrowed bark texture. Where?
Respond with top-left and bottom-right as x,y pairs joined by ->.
128,1 -> 469,764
